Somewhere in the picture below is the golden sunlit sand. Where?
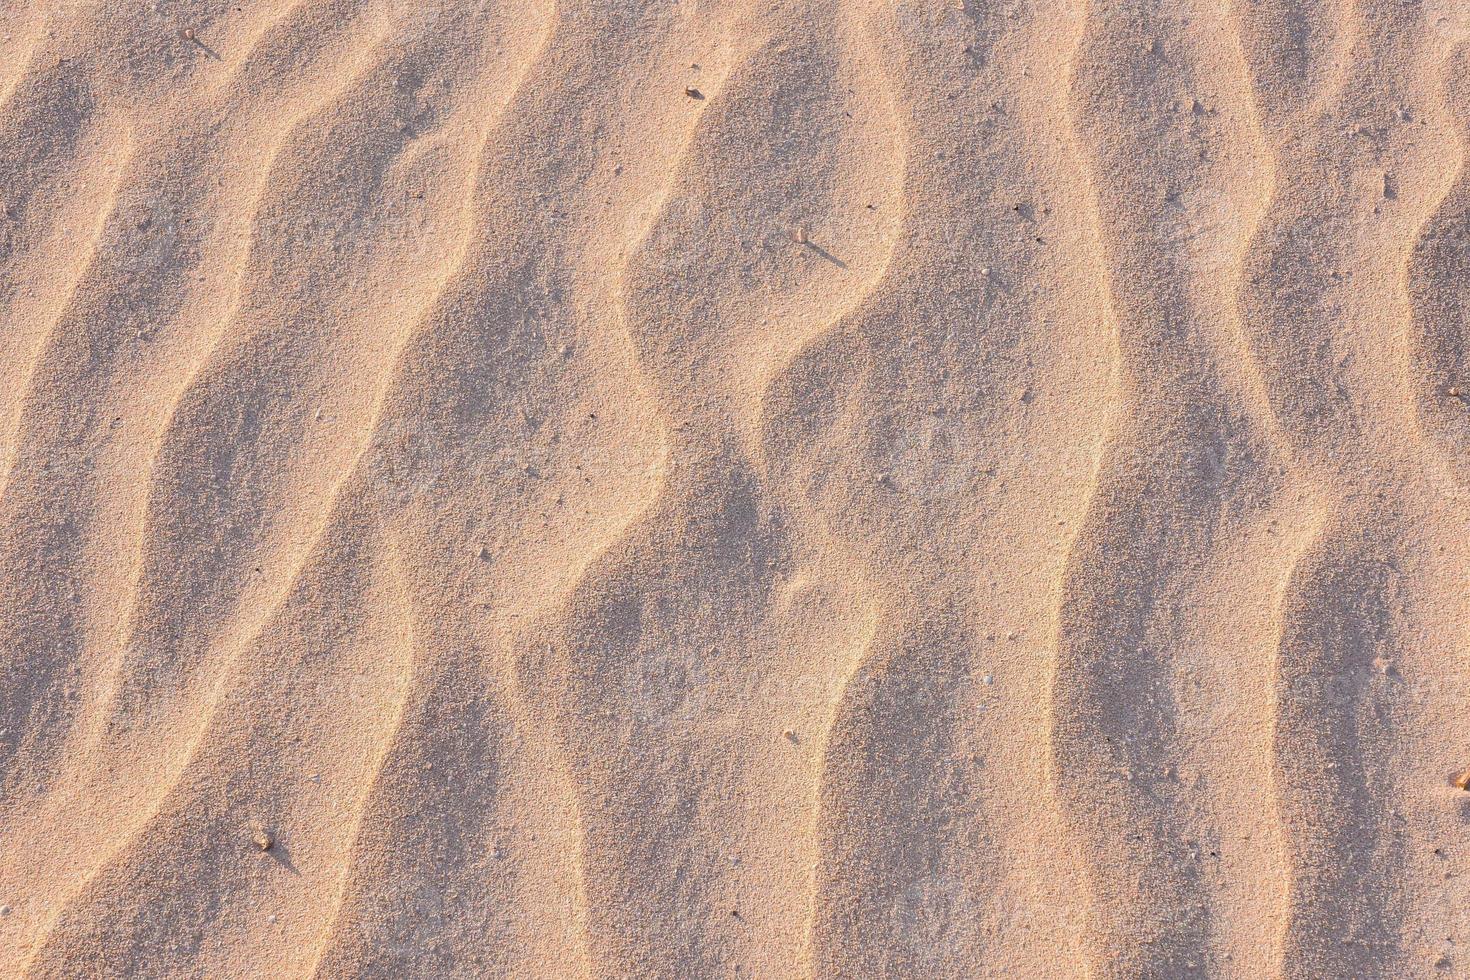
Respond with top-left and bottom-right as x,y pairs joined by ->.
2,1 -> 1470,976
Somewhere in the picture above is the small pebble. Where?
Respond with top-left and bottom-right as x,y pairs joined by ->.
0,905 -> 10,916
982,674 -> 994,686
684,87 -> 704,100
250,823 -> 274,852
790,225 -> 808,245
782,729 -> 799,743
1453,769 -> 1470,791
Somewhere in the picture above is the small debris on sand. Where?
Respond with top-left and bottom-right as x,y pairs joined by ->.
1454,770 -> 1470,792
684,87 -> 704,100
782,729 -> 799,743
250,822 -> 275,852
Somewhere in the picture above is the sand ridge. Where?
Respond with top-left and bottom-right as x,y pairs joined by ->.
1,0 -> 1469,977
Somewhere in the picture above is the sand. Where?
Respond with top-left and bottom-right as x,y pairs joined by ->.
1,0 -> 1468,976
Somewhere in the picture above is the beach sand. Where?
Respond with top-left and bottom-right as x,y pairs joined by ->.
2,0 -> 1470,976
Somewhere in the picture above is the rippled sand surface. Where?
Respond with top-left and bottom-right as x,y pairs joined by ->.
3,1 -> 1470,976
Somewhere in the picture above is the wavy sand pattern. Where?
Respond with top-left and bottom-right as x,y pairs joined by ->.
1,1 -> 1468,977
